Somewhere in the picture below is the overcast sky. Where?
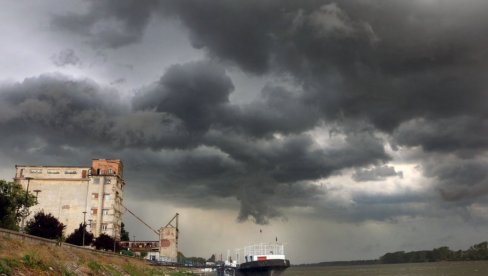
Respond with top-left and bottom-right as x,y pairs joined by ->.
2,0 -> 488,263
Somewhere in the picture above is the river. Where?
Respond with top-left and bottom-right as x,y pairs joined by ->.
285,261 -> 488,275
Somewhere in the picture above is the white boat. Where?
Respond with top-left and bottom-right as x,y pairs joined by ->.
218,243 -> 290,276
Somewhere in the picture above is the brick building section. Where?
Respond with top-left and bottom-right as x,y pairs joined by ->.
91,159 -> 124,178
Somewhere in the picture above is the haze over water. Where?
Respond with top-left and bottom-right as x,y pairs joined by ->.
286,262 -> 488,276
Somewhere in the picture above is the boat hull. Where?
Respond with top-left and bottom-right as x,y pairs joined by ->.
236,259 -> 290,276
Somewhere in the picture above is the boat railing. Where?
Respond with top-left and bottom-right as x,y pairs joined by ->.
244,243 -> 284,256
233,243 -> 284,264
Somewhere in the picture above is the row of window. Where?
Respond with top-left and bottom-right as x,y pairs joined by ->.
27,169 -> 118,176
91,193 -> 111,200
92,178 -> 112,185
29,169 -> 78,174
90,208 -> 111,215
88,223 -> 110,231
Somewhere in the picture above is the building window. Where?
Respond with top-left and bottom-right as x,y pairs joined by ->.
91,208 -> 98,215
64,170 -> 77,174
104,178 -> 111,184
30,169 -> 42,174
102,209 -> 109,215
93,178 -> 100,185
47,169 -> 60,174
101,224 -> 108,231
91,193 -> 99,199
108,169 -> 113,174
104,194 -> 110,201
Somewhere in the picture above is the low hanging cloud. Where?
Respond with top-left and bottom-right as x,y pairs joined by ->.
51,0 -> 157,48
51,49 -> 81,67
0,61 -> 391,224
6,0 -> 487,224
352,165 -> 403,182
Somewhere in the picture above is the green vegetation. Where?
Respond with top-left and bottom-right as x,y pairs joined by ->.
66,223 -> 94,246
87,260 -> 103,272
93,233 -> 119,251
0,180 -> 36,230
0,258 -> 20,275
25,211 -> 66,239
121,222 -> 130,241
299,241 -> 488,267
177,251 -> 206,265
381,242 -> 488,264
22,252 -> 47,270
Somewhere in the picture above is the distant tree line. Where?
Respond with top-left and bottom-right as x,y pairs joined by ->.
380,242 -> 488,264
297,242 -> 488,267
296,260 -> 379,267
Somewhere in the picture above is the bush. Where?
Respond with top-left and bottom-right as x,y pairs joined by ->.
66,223 -> 94,246
93,234 -> 119,251
25,211 -> 65,240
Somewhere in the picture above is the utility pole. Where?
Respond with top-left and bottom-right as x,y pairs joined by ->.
82,211 -> 87,246
20,177 -> 33,232
33,189 -> 41,204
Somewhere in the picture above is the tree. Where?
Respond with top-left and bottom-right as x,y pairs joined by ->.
66,223 -> 94,246
207,254 -> 216,263
93,233 -> 119,251
25,211 -> 65,240
0,180 -> 36,230
120,222 -> 130,241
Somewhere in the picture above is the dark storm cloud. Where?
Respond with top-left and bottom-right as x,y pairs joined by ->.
232,85 -> 320,137
132,61 -> 320,139
393,117 -> 488,156
0,61 -> 391,223
155,0 -> 488,208
18,0 -> 488,222
159,0 -> 488,130
353,165 -> 403,182
133,61 -> 234,133
51,0 -> 488,141
423,157 -> 488,203
51,0 -> 488,132
51,49 -> 81,67
0,73 -> 121,141
51,0 -> 157,48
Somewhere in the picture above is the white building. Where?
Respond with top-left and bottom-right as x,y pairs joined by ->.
14,159 -> 125,239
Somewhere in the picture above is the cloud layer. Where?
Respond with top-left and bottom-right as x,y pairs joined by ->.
2,0 -> 488,226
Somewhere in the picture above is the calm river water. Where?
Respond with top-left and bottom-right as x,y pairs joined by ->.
285,261 -> 488,275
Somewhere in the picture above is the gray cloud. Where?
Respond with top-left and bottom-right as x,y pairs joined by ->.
133,61 -> 234,133
423,157 -> 488,203
8,0 -> 488,224
393,117 -> 488,157
51,0 -> 157,48
0,63 -> 390,224
51,49 -> 81,67
155,0 -> 488,209
353,165 -> 403,182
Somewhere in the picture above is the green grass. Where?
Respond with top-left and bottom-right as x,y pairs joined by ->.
169,272 -> 193,276
22,252 -> 47,270
104,264 -> 123,276
62,270 -> 76,276
87,260 -> 103,272
122,263 -> 141,275
0,258 -> 20,275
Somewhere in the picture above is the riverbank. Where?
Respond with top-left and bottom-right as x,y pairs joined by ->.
0,230 -> 193,275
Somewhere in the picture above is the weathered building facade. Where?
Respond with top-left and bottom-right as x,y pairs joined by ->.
14,159 -> 125,240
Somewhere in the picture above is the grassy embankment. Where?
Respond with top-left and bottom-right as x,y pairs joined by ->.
0,234 -> 194,276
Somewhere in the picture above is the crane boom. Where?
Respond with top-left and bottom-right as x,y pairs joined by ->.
121,203 -> 159,236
